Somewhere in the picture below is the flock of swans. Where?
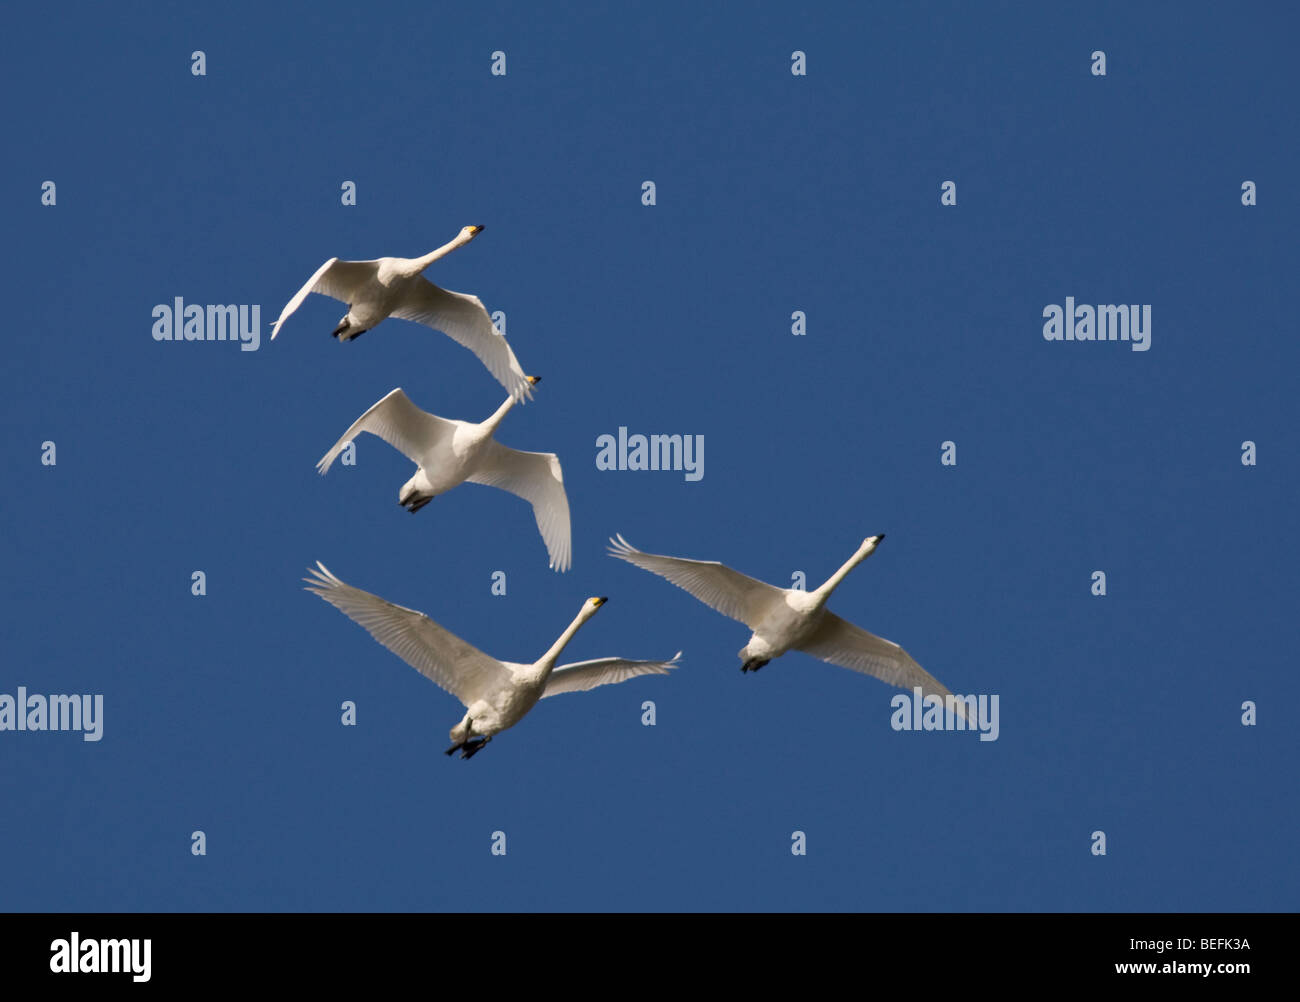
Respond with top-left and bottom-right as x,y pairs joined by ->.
277,225 -> 966,757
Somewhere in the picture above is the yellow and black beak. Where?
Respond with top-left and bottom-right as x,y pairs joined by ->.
527,375 -> 541,386
590,596 -> 608,607
470,224 -> 485,234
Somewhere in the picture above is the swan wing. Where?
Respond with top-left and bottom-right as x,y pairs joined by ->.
390,277 -> 532,403
606,534 -> 786,629
798,611 -> 971,722
542,652 -> 682,698
467,440 -> 571,572
317,387 -> 457,475
304,562 -> 509,706
270,258 -> 378,340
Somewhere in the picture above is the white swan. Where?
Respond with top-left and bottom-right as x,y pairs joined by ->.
304,563 -> 680,758
270,225 -> 533,403
607,533 -> 970,720
317,381 -> 572,572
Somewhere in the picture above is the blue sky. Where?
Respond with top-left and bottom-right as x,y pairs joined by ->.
2,2 -> 1296,912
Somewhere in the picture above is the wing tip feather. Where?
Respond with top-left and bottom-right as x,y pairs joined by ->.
303,561 -> 344,592
607,533 -> 636,559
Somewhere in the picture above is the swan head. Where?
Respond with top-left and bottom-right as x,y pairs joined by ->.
582,596 -> 608,618
460,225 -> 485,240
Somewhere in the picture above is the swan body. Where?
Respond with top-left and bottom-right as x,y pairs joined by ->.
317,381 -> 571,572
304,563 -> 680,758
607,533 -> 970,720
270,225 -> 533,403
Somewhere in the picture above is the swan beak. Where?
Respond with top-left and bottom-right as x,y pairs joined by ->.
590,596 -> 608,607
527,375 -> 541,385
470,225 -> 485,234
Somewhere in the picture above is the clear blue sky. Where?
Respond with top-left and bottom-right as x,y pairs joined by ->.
2,2 -> 1296,912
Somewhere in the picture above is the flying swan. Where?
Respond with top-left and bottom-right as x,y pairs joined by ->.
304,563 -> 680,758
607,533 -> 970,720
270,225 -> 533,403
316,382 -> 571,571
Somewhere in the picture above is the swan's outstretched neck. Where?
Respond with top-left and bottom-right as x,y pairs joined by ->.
811,535 -> 885,602
482,395 -> 519,435
535,598 -> 606,680
407,225 -> 484,275
482,376 -> 538,433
